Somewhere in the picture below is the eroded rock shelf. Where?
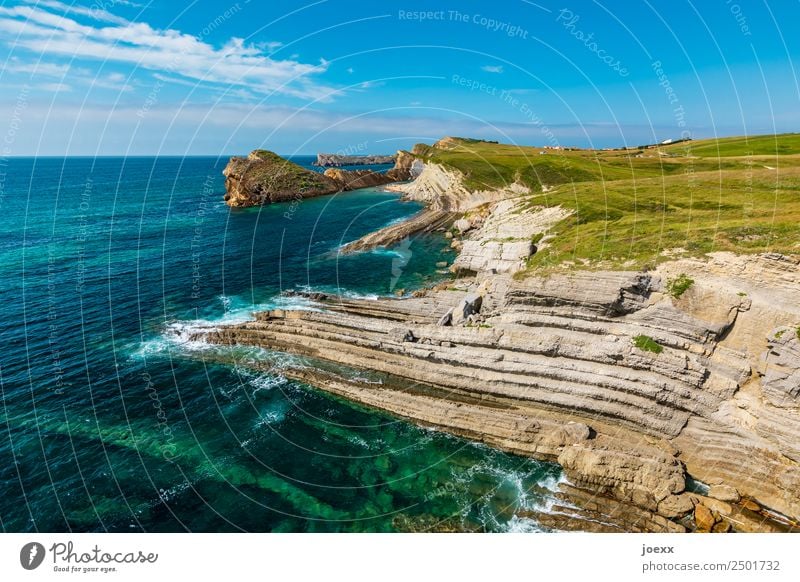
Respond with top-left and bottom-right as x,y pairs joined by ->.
189,261 -> 800,533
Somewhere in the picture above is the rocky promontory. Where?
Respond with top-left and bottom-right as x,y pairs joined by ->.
223,150 -> 340,208
223,149 -> 418,208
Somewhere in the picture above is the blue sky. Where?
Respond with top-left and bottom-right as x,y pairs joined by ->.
1,0 -> 798,155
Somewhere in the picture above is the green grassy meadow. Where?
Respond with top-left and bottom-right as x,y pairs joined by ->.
413,135 -> 800,272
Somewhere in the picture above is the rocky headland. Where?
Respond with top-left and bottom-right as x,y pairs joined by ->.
206,136 -> 800,532
223,149 -> 418,208
223,150 -> 340,208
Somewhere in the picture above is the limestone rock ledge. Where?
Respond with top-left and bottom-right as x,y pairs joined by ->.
187,255 -> 800,532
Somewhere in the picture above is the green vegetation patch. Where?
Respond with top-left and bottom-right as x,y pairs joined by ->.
667,274 -> 695,298
663,133 -> 800,157
633,335 -> 664,354
242,150 -> 337,194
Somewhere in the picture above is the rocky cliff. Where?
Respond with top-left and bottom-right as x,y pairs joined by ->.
223,149 -> 417,208
209,137 -> 800,533
189,253 -> 800,533
223,150 -> 341,208
323,168 -> 396,190
341,157 -> 533,253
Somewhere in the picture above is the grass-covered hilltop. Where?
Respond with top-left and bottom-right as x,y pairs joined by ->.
413,133 -> 800,272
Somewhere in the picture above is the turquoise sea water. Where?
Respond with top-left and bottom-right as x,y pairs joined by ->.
0,156 -> 561,532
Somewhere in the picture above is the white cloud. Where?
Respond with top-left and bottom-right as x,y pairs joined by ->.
257,40 -> 284,54
4,58 -> 72,77
23,0 -> 131,25
0,97 -> 698,155
27,101 -> 632,140
152,72 -> 256,100
0,4 -> 336,100
481,65 -> 504,74
4,57 -> 133,92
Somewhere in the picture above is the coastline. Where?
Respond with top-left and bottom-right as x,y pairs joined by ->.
193,140 -> 800,533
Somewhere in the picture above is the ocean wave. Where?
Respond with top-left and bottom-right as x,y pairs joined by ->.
249,372 -> 289,395
240,403 -> 291,447
367,247 -> 410,259
502,515 -> 545,533
293,284 -> 380,301
380,215 -> 414,228
131,293 -> 322,359
441,456 -> 564,532
212,293 -> 322,325
132,321 -> 216,358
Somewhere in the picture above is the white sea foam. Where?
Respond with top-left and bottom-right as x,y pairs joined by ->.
382,215 -> 413,228
249,373 -> 289,394
218,294 -> 232,312
240,404 -> 290,446
503,515 -> 544,533
346,434 -> 372,449
444,457 -> 564,532
294,284 -> 380,301
368,247 -> 406,258
132,293 -> 323,360
132,322 -> 215,358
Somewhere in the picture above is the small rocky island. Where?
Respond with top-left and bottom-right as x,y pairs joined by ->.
222,149 -> 416,208
208,136 -> 800,533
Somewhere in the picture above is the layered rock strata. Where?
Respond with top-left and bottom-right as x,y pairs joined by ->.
342,162 -> 532,253
189,257 -> 800,532
323,168 -> 396,190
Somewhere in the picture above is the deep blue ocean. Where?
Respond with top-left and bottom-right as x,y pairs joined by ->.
0,156 -> 560,532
